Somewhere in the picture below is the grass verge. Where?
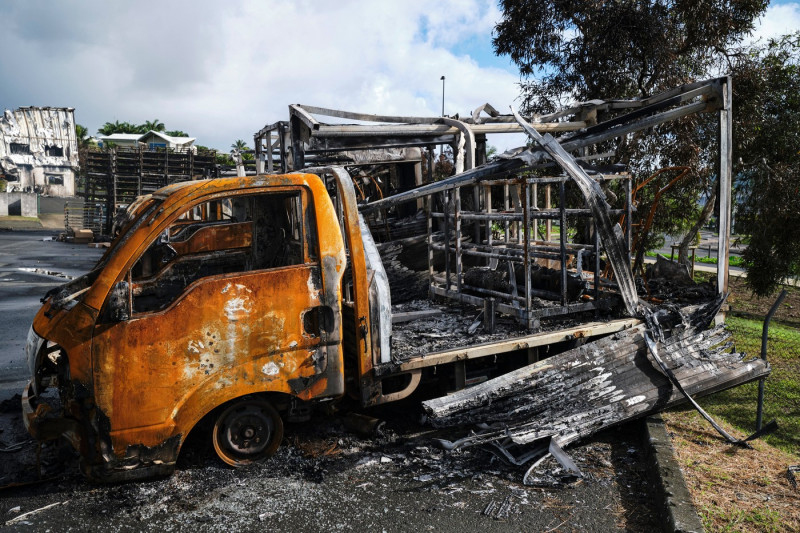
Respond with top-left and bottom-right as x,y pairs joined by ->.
664,410 -> 799,533
664,278 -> 800,531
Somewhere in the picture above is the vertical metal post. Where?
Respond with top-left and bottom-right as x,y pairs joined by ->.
443,191 -> 451,290
545,185 -> 552,242
532,182 -> 538,241
255,134 -> 264,174
484,298 -> 496,333
717,77 -> 733,300
756,290 -> 788,430
454,186 -> 463,292
516,184 -> 523,244
279,124 -> 289,174
138,148 -> 143,195
486,184 -> 493,251
427,147 -> 434,183
440,75 -> 446,158
441,76 -> 446,117
523,181 -> 532,327
594,228 -> 600,316
625,176 -> 632,256
107,148 -> 115,235
266,134 -> 274,174
473,185 -> 481,245
290,116 -> 305,171
559,180 -> 568,306
503,183 -> 510,243
426,195 -> 434,296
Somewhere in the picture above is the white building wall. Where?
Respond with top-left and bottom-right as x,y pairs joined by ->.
0,107 -> 79,197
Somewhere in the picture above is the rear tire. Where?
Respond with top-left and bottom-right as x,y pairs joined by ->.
212,397 -> 283,466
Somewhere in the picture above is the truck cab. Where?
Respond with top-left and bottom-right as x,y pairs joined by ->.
23,171 -> 381,481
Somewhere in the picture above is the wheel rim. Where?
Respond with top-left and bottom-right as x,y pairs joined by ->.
212,398 -> 283,466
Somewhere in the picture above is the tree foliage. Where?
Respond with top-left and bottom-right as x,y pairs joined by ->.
97,120 -> 139,135
231,139 -> 249,152
732,33 -> 800,294
493,0 -> 767,110
97,120 -> 188,136
74,124 -> 92,148
142,119 -> 165,132
492,1 -> 800,290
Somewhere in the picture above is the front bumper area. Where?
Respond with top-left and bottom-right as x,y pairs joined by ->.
22,380 -> 84,448
22,381 -> 178,482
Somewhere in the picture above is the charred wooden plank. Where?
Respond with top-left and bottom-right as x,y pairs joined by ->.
422,301 -> 768,450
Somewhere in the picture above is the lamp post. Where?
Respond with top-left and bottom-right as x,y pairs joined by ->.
440,75 -> 445,157
440,75 -> 446,117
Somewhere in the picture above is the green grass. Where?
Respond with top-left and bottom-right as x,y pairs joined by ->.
0,216 -> 40,223
693,315 -> 800,456
695,255 -> 748,268
645,250 -> 747,267
700,505 -> 784,533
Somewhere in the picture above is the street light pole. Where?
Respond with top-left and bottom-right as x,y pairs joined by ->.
440,75 -> 446,117
440,75 -> 445,157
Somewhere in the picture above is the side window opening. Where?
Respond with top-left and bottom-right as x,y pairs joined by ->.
126,190 -> 316,315
10,143 -> 31,155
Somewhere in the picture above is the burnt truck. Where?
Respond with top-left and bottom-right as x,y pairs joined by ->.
22,77 -> 764,482
21,166 -> 642,482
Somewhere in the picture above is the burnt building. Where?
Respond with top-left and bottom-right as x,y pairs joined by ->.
0,106 -> 78,197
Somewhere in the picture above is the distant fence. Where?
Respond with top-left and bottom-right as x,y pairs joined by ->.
77,147 -> 219,235
64,199 -> 106,236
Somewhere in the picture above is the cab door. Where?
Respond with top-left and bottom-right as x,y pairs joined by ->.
91,189 -> 335,447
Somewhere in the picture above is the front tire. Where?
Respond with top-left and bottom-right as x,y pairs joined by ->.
212,397 -> 283,466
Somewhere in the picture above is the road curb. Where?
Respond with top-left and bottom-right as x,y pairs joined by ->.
643,414 -> 705,533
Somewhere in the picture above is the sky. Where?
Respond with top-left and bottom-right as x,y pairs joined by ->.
1,0 -> 798,153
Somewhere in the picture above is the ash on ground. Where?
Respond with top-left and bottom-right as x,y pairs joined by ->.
1,403 -> 660,532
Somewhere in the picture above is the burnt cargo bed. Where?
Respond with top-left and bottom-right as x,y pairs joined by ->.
385,299 -> 639,371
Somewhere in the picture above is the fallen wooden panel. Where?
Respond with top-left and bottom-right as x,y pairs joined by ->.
422,301 -> 769,450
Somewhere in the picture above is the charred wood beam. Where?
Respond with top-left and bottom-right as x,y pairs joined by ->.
422,308 -> 768,451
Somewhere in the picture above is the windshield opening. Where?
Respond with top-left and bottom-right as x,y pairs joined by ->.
45,199 -> 162,310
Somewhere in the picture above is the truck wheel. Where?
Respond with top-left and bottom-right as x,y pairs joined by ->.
212,398 -> 283,466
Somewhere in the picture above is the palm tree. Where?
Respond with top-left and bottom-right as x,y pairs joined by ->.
75,124 -> 91,148
97,120 -> 139,135
141,119 -> 165,133
97,121 -> 121,136
231,139 -> 249,152
166,130 -> 189,137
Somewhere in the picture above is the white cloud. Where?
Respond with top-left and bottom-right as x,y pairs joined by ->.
747,2 -> 800,44
0,0 -> 525,152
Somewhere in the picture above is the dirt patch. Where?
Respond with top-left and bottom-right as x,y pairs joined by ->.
663,409 -> 799,532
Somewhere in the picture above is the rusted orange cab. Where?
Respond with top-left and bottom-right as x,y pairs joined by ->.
23,172 -> 358,481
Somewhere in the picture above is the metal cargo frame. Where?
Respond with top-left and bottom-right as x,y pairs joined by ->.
257,77 -> 734,323
425,172 -> 632,328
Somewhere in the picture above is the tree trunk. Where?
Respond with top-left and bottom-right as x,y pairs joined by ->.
678,186 -> 717,266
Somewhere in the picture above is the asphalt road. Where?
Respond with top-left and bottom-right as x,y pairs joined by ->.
0,230 -> 104,395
